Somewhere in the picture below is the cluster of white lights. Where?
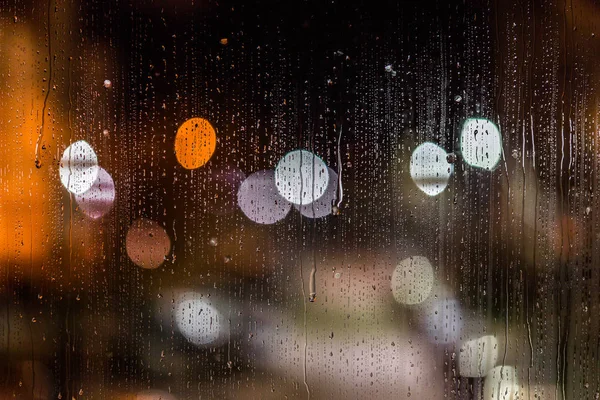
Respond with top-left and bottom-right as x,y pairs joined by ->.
410,118 -> 503,196
59,140 -> 115,219
237,149 -> 336,224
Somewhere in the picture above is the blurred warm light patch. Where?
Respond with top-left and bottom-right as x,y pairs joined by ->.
0,24 -> 56,272
174,117 -> 217,169
125,218 -> 171,269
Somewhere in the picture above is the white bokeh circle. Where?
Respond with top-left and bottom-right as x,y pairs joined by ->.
460,118 -> 502,170
59,140 -> 100,194
391,256 -> 434,305
237,170 -> 292,224
275,150 -> 329,205
175,291 -> 222,346
410,142 -> 453,196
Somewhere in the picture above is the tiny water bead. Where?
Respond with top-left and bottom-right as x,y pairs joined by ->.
275,150 -> 329,205
174,117 -> 217,169
125,218 -> 171,270
103,79 -> 112,88
58,140 -> 100,195
409,142 -> 453,196
460,118 -> 502,170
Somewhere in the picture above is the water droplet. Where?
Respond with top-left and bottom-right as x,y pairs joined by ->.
103,79 -> 112,88
454,95 -> 462,102
209,237 -> 218,247
446,153 -> 456,164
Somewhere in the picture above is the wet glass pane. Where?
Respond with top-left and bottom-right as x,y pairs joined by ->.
0,0 -> 599,398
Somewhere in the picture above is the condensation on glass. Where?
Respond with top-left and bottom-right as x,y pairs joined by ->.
0,0 -> 598,399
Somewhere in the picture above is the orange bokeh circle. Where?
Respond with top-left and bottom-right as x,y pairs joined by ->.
174,117 -> 217,169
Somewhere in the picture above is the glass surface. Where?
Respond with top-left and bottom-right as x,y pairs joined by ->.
0,0 -> 599,398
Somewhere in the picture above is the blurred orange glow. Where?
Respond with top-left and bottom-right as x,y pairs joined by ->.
0,25 -> 55,273
174,117 -> 217,169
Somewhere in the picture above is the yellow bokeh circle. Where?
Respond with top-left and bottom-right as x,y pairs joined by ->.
174,117 -> 217,169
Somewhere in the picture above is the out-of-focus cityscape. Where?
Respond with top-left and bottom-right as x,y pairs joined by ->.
1,0 -> 600,398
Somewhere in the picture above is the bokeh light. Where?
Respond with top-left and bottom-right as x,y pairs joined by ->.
409,142 -> 453,196
59,140 -> 100,194
484,366 -> 519,400
74,167 -> 115,219
174,291 -> 223,346
174,117 -> 217,169
237,170 -> 292,224
460,118 -> 502,170
390,256 -> 434,305
458,335 -> 499,377
275,150 -> 329,205
295,168 -> 338,218
125,218 -> 171,269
